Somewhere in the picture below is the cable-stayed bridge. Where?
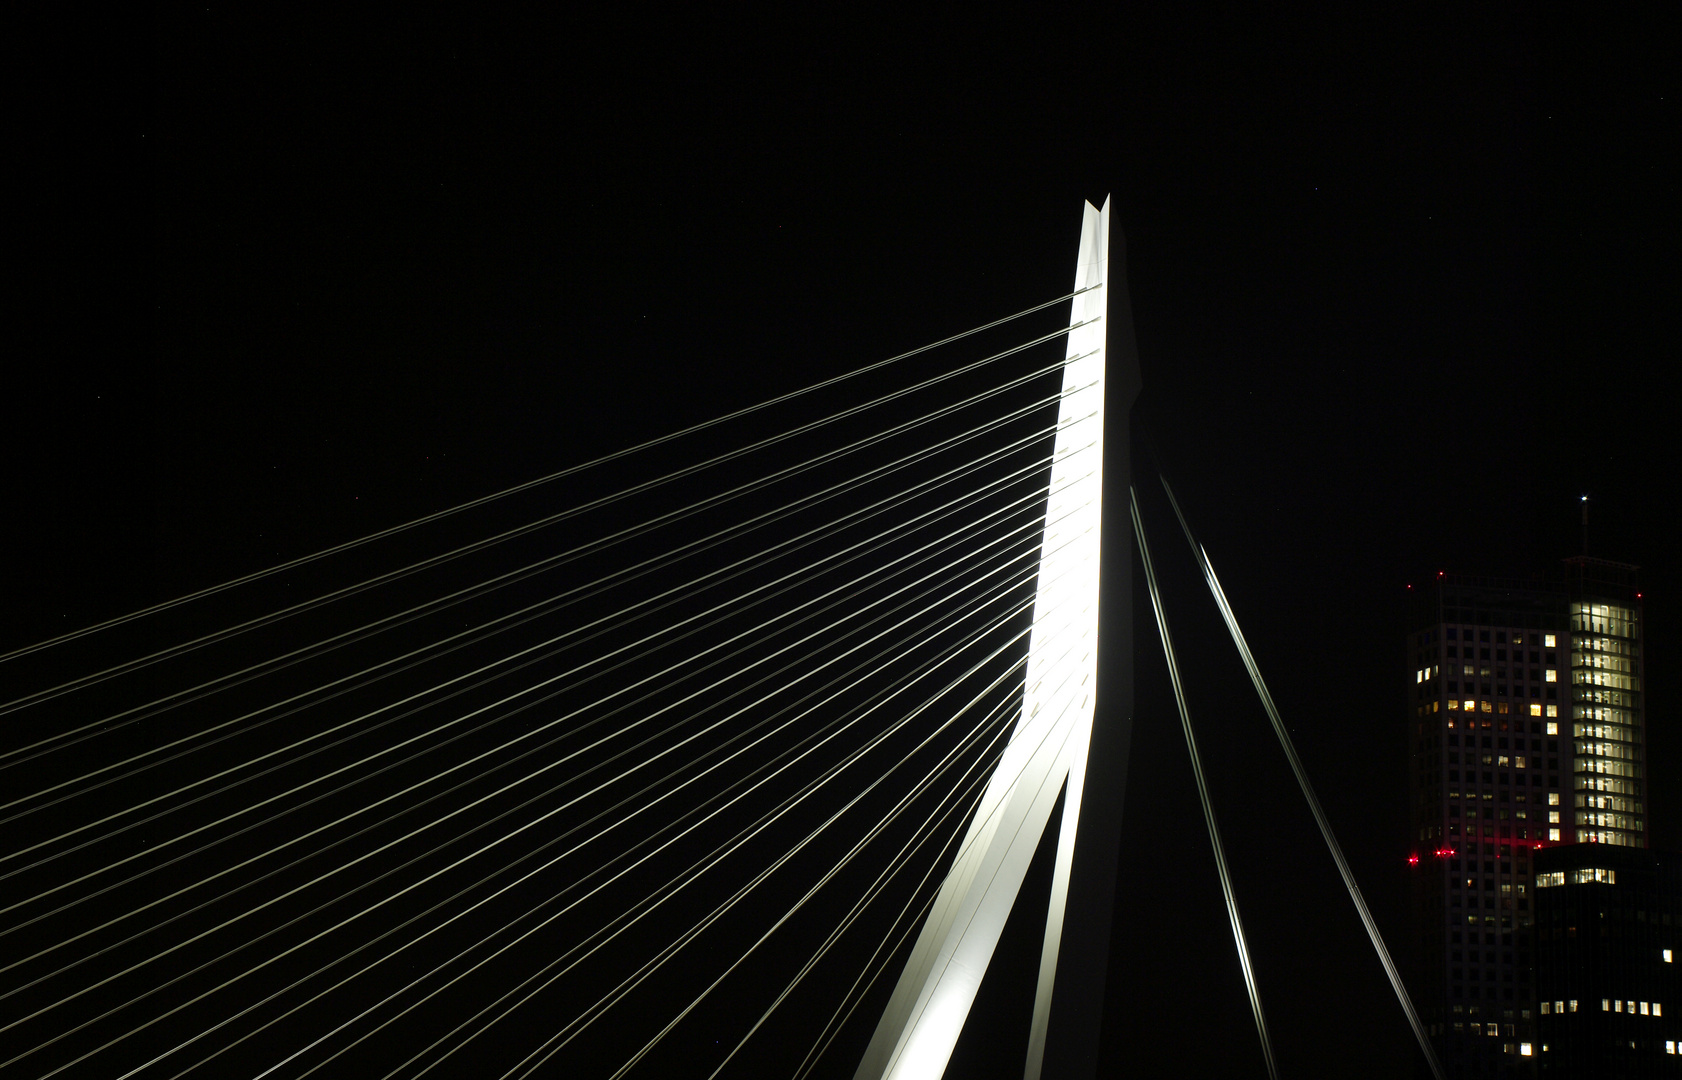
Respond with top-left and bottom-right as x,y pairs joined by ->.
1,200 -> 1439,1079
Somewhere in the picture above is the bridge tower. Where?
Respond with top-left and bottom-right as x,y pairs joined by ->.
855,197 -> 1142,1080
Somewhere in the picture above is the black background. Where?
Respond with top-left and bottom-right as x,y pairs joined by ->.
7,5 -> 1678,1077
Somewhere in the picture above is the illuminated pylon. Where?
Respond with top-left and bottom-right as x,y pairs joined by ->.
856,197 -> 1136,1080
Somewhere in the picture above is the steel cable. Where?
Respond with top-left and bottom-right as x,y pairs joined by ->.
1159,472 -> 1446,1080
1132,486 -> 1277,1080
6,491 -> 1095,1076
0,429 -> 1094,898
0,325 -> 1095,728
1,379 -> 1083,816
0,286 -> 1097,669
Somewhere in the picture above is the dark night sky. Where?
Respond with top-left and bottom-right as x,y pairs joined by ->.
6,5 -> 1679,1078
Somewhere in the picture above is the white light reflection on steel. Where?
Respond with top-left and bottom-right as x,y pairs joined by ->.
856,198 -> 1108,1080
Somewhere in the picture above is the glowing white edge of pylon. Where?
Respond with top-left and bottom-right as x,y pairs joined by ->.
855,198 -> 1107,1080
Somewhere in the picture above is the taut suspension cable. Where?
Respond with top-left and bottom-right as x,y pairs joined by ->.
0,285 -> 1098,668
1131,486 -> 1278,1080
0,328 -> 1092,725
1159,473 -> 1446,1080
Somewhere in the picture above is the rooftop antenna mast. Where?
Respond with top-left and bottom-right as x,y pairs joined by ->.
1581,494 -> 1590,556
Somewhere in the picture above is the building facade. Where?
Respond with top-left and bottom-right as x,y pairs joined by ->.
1407,559 -> 1646,1077
1532,843 -> 1682,1076
1565,557 -> 1647,849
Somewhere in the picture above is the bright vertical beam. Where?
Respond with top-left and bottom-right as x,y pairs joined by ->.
856,198 -> 1110,1080
1021,198 -> 1108,1080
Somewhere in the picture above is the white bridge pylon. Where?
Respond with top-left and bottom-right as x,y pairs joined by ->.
855,198 -> 1110,1080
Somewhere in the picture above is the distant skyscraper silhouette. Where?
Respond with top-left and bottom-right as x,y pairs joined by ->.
1406,555 -> 1646,1076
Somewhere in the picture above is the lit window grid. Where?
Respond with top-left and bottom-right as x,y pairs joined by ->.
1407,600 -> 1625,1062
1567,603 -> 1644,846
1535,868 -> 1617,888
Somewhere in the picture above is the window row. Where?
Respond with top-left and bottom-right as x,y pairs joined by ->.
1576,699 -> 1637,722
1436,713 -> 1556,737
1453,1021 -> 1515,1036
1449,790 -> 1558,803
1444,825 -> 1559,842
1594,999 -> 1662,1016
1447,700 -> 1559,717
1448,752 -> 1550,769
1442,643 -> 1554,662
1443,664 -> 1555,682
1443,729 -> 1557,747
1453,880 -> 1527,895
1536,868 -> 1616,888
1444,629 -> 1556,647
1570,604 -> 1635,638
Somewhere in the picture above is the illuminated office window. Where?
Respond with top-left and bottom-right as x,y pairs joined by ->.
1540,1002 -> 1551,1014
1656,1003 -> 1664,1016
1520,1043 -> 1532,1057
1564,868 -> 1616,885
1546,669 -> 1557,682
1569,1000 -> 1578,1012
1549,793 -> 1560,806
1530,704 -> 1543,716
1665,949 -> 1673,963
1547,705 -> 1558,717
1549,828 -> 1561,840
1545,634 -> 1556,647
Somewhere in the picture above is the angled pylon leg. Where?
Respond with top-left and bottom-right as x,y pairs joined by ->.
855,198 -> 1113,1080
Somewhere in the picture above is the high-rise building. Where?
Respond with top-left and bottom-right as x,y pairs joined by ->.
1406,558 -> 1645,1078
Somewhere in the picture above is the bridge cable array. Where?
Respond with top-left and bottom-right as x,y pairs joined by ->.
0,288 -> 1099,673
1,294 -> 1097,1078
0,278 -> 1443,1079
